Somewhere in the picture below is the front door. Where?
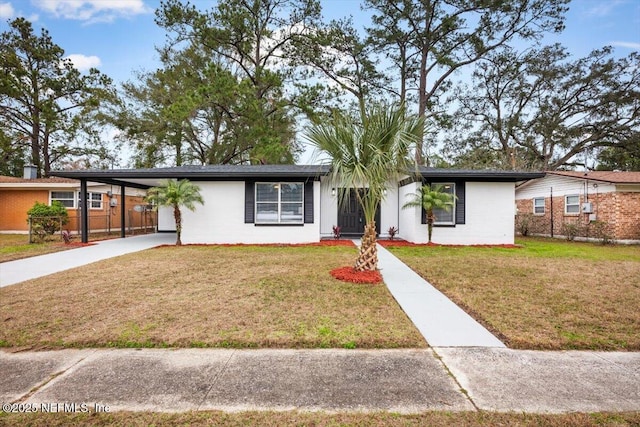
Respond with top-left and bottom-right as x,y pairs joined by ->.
337,189 -> 380,236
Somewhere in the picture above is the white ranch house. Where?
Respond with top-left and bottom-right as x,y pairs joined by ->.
51,165 -> 542,245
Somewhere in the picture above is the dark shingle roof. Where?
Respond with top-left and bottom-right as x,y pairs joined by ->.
418,167 -> 544,181
51,164 -> 331,180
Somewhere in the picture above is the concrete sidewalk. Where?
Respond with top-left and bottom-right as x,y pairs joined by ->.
0,233 -> 176,287
1,348 -> 638,413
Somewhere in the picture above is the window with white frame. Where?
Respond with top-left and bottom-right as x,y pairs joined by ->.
255,182 -> 303,223
50,191 -> 75,208
78,192 -> 103,209
533,197 -> 545,215
433,183 -> 455,225
565,195 -> 580,214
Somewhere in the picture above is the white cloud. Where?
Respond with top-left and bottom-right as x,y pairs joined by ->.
584,0 -> 626,17
611,41 -> 640,50
33,0 -> 150,23
65,54 -> 101,71
0,2 -> 15,18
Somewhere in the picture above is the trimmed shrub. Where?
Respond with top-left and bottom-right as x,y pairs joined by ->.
27,201 -> 69,240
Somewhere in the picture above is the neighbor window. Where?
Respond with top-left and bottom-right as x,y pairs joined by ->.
565,195 -> 580,214
433,183 -> 455,225
78,192 -> 103,209
50,191 -> 75,208
255,182 -> 303,223
533,197 -> 545,215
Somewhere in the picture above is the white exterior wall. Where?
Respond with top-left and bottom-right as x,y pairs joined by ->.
157,206 -> 176,231
398,181 -> 421,242
179,181 -> 320,244
380,185 -> 399,238
319,177 -> 338,239
399,181 -> 517,245
516,175 -> 616,200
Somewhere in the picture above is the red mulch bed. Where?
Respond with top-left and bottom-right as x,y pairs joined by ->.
377,239 -> 521,249
330,266 -> 383,284
155,240 -> 356,249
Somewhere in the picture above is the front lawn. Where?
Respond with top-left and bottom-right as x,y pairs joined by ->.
0,234 -> 72,263
0,245 -> 425,350
1,410 -> 639,426
0,232 -> 121,263
387,237 -> 640,350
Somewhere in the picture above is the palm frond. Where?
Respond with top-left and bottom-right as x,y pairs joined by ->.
305,104 -> 424,224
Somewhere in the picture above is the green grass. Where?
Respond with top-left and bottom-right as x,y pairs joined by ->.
513,237 -> 640,261
0,234 -> 70,262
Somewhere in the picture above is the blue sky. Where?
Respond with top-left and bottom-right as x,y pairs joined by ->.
1,0 -> 638,85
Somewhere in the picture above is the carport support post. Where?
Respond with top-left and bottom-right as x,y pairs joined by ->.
80,179 -> 88,243
120,185 -> 126,238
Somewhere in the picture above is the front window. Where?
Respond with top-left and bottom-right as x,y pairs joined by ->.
256,182 -> 303,224
565,195 -> 580,214
433,183 -> 455,225
50,191 -> 75,208
533,197 -> 545,215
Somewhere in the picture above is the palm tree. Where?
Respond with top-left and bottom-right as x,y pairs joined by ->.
402,184 -> 456,243
306,104 -> 423,271
146,179 -> 204,246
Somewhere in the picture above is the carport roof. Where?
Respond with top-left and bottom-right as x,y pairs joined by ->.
49,165 -> 332,189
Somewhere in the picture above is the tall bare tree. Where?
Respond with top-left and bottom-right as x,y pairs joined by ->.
449,45 -> 640,170
364,0 -> 569,164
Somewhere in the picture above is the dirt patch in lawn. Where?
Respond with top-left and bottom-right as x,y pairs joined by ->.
389,238 -> 640,350
0,245 -> 424,350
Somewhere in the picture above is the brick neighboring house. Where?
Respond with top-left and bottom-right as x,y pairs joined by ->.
0,170 -> 151,235
515,171 -> 640,243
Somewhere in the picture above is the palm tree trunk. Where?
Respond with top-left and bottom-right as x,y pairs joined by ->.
354,221 -> 377,271
426,209 -> 434,243
173,205 -> 182,246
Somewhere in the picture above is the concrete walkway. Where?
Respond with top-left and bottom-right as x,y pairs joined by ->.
1,348 -> 638,413
0,233 -> 176,287
376,243 -> 505,347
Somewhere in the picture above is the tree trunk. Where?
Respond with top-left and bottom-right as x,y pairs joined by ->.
173,204 -> 182,246
354,221 -> 377,271
427,210 -> 434,243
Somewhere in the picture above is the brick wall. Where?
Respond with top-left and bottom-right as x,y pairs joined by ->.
0,190 -> 49,231
0,190 -> 151,233
516,191 -> 640,241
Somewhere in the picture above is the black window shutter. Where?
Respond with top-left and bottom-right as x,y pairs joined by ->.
244,181 -> 255,223
304,180 -> 314,224
455,181 -> 465,224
